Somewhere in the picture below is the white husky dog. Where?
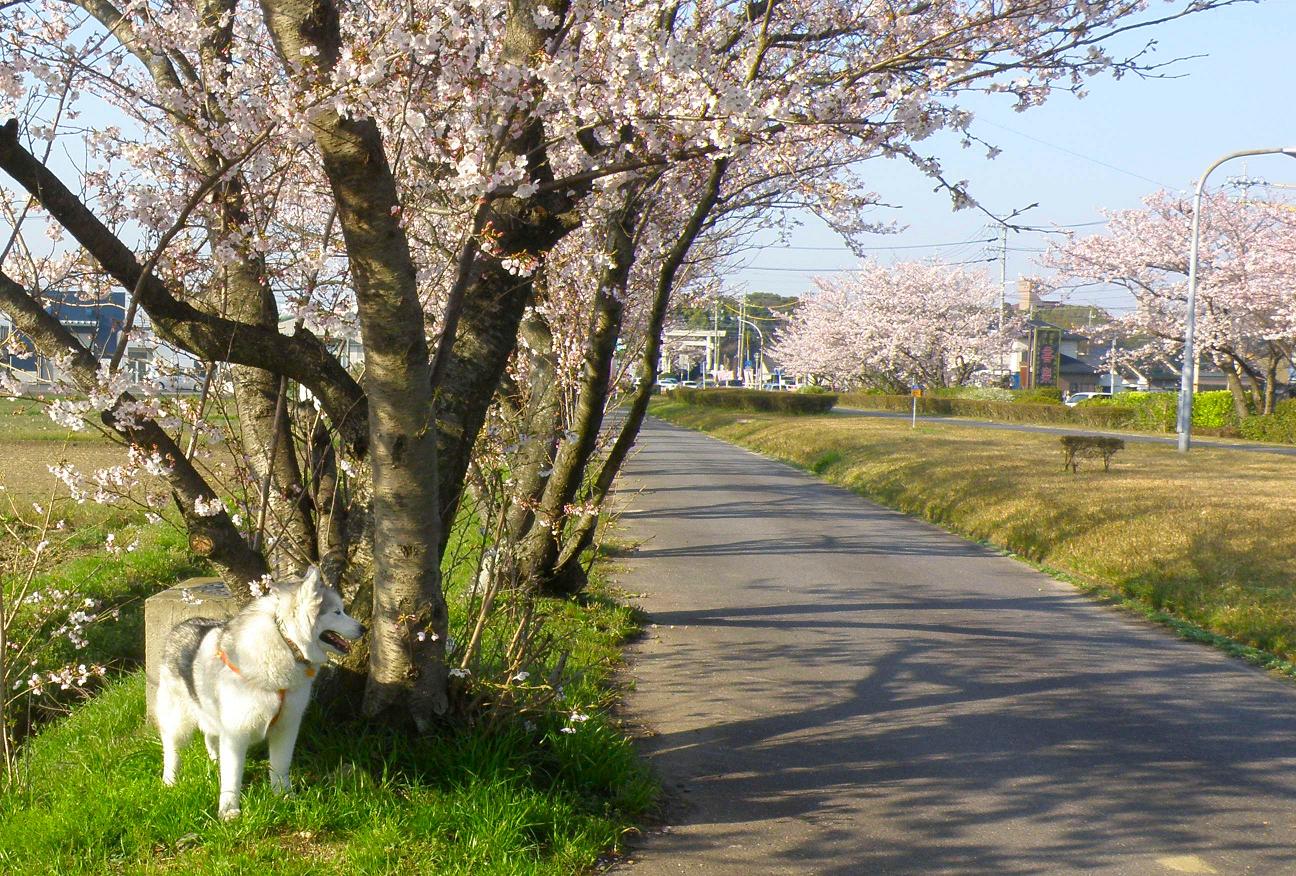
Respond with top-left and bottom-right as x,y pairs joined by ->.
155,566 -> 365,819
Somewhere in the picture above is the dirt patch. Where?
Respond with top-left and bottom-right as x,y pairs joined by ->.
0,440 -> 129,502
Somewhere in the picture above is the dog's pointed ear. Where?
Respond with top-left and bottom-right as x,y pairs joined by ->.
294,566 -> 326,633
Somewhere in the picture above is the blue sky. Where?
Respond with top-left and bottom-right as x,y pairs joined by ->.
734,0 -> 1296,313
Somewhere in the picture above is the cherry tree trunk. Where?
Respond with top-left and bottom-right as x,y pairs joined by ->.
502,310 -> 563,545
260,0 -> 448,728
548,161 -> 728,591
516,190 -> 642,595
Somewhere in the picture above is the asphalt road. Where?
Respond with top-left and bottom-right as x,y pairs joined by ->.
612,418 -> 1296,875
834,407 -> 1296,457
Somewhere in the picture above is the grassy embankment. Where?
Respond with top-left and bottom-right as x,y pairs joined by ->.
0,407 -> 656,875
652,399 -> 1296,668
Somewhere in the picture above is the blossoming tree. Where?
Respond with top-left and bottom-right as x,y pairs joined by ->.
773,261 -> 1015,390
0,0 -> 1243,729
1043,190 -> 1296,417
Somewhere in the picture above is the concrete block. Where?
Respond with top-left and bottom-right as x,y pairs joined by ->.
144,577 -> 240,722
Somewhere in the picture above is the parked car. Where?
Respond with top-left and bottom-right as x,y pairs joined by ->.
1064,391 -> 1112,407
654,376 -> 680,393
680,380 -> 700,388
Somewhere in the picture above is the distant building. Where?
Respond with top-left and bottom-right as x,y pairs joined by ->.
277,318 -> 364,370
1003,279 -> 1229,395
1,289 -> 154,386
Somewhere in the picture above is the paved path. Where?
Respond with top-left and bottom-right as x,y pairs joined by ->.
612,418 -> 1296,875
834,407 -> 1296,457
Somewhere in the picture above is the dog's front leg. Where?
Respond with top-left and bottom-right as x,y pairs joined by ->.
217,734 -> 249,819
267,692 -> 308,795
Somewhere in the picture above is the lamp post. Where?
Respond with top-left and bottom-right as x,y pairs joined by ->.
1177,147 -> 1296,453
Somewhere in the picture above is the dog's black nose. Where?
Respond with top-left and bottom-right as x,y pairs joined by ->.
358,624 -> 368,637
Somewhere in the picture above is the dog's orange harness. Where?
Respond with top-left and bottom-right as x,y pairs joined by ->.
216,648 -> 313,728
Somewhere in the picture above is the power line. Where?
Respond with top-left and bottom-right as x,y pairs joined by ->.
741,255 -> 1000,273
1029,220 -> 1107,229
753,222 -> 1108,256
761,237 -> 996,252
978,120 -> 1175,189
741,265 -> 856,273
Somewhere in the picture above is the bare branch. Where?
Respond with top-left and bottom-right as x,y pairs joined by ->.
0,118 -> 370,457
0,267 -> 270,593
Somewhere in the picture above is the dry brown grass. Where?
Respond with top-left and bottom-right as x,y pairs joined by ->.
0,441 -> 128,500
654,401 -> 1296,661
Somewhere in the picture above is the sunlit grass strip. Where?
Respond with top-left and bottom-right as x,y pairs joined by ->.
0,566 -> 655,875
0,670 -> 653,875
652,400 -> 1296,667
0,400 -> 109,442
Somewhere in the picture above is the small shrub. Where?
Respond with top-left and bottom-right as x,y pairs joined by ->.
1060,435 -> 1124,472
796,384 -> 832,395
809,450 -> 842,474
671,387 -> 837,415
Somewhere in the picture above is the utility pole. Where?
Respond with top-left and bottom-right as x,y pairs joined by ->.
999,225 -> 1008,331
711,298 -> 719,385
1109,336 -> 1118,393
1177,146 -> 1296,452
739,292 -> 748,385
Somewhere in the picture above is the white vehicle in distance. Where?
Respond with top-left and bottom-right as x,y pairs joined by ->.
654,376 -> 680,392
1064,391 -> 1112,407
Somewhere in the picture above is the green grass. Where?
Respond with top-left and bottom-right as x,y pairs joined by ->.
1,513 -> 656,874
0,671 -> 653,875
0,412 -> 658,874
0,399 -> 110,442
3,506 -> 204,662
652,399 -> 1296,667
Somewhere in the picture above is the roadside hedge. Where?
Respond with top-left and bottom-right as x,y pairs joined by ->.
1077,391 -> 1174,431
838,393 -> 1136,427
670,387 -> 838,414
1192,390 -> 1237,428
1013,387 -> 1064,405
1076,390 -> 1237,432
1240,399 -> 1296,443
929,386 -> 1015,402
837,389 -> 1244,435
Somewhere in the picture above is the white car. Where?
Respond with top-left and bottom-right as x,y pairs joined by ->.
1064,392 -> 1112,407
654,377 -> 680,392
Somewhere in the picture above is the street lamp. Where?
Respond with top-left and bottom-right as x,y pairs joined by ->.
1177,147 -> 1296,453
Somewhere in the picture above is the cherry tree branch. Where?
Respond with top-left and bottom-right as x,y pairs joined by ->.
0,268 -> 270,593
0,119 -> 371,457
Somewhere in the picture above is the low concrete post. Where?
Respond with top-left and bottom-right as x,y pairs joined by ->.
144,578 -> 240,721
